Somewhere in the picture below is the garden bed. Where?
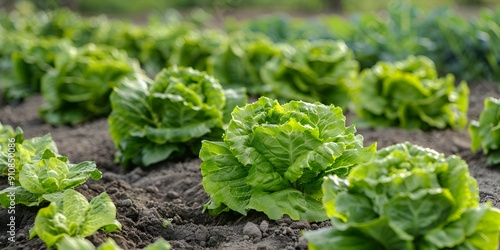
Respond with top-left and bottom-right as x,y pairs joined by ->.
0,81 -> 499,250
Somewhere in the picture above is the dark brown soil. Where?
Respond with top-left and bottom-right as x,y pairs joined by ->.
0,81 -> 499,250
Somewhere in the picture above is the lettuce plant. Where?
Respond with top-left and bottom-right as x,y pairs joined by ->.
261,39 -> 358,109
207,32 -> 279,95
200,97 -> 376,221
168,30 -> 226,72
39,44 -> 136,125
1,38 -> 72,103
0,149 -> 101,207
0,127 -> 58,180
304,142 -> 500,249
469,97 -> 500,165
353,56 -> 469,130
137,23 -> 194,75
30,189 -> 121,248
109,66 -> 247,168
225,14 -> 333,43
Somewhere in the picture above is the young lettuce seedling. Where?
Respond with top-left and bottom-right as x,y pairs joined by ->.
0,149 -> 101,207
304,142 -> 500,249
469,97 -> 500,166
200,97 -> 376,221
30,189 -> 121,248
0,126 -> 58,180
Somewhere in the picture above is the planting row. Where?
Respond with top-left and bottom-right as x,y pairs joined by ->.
1,92 -> 500,248
229,3 -> 500,82
0,7 -> 471,133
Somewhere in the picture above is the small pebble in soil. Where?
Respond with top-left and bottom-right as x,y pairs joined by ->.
243,222 -> 262,239
15,233 -> 24,241
120,199 -> 133,207
146,186 -> 159,193
167,190 -> 180,199
117,179 -> 132,190
259,220 -> 269,233
243,235 -> 250,240
79,184 -> 88,190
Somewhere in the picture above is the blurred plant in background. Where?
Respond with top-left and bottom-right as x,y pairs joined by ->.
2,0 -> 497,14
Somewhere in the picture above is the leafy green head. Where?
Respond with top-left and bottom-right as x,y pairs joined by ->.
261,39 -> 359,109
109,66 -> 247,168
168,30 -> 226,71
469,97 -> 500,165
304,142 -> 500,249
353,55 -> 469,130
39,43 -> 136,125
1,38 -> 73,103
0,148 -> 101,208
200,97 -> 376,221
0,127 -> 58,180
30,189 -> 121,248
207,31 -> 279,95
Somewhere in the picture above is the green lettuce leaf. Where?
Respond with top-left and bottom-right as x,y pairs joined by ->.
1,38 -> 72,103
353,56 -> 469,130
305,142 -> 500,249
168,30 -> 226,72
200,97 -> 376,221
97,238 -> 123,250
0,122 -> 14,152
261,39 -> 358,109
469,97 -> 500,166
56,235 -> 95,250
0,127 -> 58,180
207,31 -> 279,95
0,147 -> 101,208
143,239 -> 172,250
109,66 -> 246,168
30,190 -> 121,248
39,44 -> 136,125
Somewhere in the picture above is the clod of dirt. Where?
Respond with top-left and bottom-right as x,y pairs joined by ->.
276,215 -> 293,225
167,191 -> 180,199
119,199 -> 133,207
290,220 -> 310,230
296,236 -> 308,249
195,225 -> 209,242
243,222 -> 262,239
259,220 -> 269,233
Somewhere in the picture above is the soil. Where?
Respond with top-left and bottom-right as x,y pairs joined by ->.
0,81 -> 499,250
